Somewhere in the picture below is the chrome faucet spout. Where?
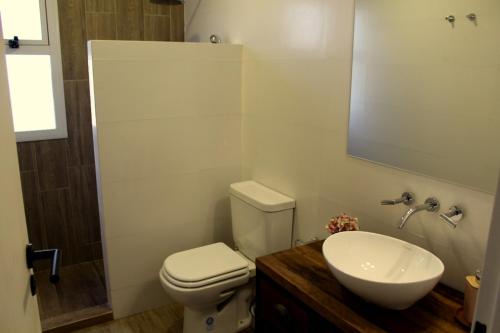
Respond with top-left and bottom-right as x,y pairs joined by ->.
400,205 -> 426,229
399,197 -> 440,229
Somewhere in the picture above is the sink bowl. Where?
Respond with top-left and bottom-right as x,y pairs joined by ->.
322,231 -> 444,310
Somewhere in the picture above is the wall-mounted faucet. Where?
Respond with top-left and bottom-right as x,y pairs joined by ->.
439,205 -> 464,228
399,197 -> 440,229
380,192 -> 415,206
381,193 -> 463,230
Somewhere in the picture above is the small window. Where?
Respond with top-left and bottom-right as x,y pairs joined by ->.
0,0 -> 67,142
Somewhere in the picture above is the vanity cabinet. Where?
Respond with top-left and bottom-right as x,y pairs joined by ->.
255,241 -> 468,333
256,273 -> 338,333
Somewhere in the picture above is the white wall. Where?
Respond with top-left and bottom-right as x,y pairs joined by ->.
185,0 -> 496,291
89,41 -> 242,318
475,174 -> 500,332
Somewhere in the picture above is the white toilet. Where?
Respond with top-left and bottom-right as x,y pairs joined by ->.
159,180 -> 295,333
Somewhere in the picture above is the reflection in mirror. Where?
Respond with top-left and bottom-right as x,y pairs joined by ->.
348,0 -> 500,193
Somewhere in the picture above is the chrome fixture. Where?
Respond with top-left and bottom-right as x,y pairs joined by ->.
445,15 -> 456,23
399,197 -> 440,229
381,192 -> 415,206
209,34 -> 221,44
466,13 -> 477,21
439,205 -> 464,228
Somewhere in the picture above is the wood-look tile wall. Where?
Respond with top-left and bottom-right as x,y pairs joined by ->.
16,0 -> 184,267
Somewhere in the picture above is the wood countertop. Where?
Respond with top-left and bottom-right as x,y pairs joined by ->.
256,241 -> 468,333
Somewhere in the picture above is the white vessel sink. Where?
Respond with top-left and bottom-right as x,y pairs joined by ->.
322,231 -> 444,310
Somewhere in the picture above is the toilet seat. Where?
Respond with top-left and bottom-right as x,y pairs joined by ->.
160,243 -> 252,308
162,243 -> 250,289
161,266 -> 248,289
160,267 -> 250,308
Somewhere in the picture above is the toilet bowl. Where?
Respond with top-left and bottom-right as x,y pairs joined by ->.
160,243 -> 255,332
159,181 -> 295,333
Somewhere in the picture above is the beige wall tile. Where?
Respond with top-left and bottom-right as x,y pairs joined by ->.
101,173 -> 202,240
110,281 -> 172,318
90,41 -> 242,317
89,42 -> 241,123
96,118 -> 202,182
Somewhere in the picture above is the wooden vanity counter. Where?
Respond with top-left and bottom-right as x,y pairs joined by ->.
255,241 -> 468,333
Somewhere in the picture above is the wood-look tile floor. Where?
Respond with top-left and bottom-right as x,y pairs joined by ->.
35,260 -> 109,331
73,305 -> 184,333
72,304 -> 254,333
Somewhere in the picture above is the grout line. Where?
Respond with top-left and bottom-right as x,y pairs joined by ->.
169,6 -> 173,41
142,1 -> 148,40
63,79 -> 89,83
140,0 -> 145,41
85,10 -> 116,14
114,0 -> 119,40
32,144 -> 50,249
38,186 -> 71,194
143,13 -> 172,18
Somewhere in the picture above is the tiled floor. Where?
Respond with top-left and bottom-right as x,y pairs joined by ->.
73,304 -> 254,333
35,260 -> 110,331
73,305 -> 184,333
38,262 -> 253,332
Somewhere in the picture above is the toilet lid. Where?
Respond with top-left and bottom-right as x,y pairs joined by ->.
163,243 -> 249,286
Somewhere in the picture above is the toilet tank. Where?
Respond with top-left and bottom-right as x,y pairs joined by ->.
229,181 -> 295,261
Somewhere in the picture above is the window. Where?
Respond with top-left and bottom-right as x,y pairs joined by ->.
0,0 -> 66,142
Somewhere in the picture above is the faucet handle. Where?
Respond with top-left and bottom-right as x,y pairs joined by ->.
439,205 -> 464,228
381,192 -> 415,206
424,197 -> 440,212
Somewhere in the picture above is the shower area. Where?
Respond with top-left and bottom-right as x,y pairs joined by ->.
15,0 -> 184,331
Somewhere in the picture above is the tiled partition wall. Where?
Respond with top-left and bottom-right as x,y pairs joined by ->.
89,41 -> 242,318
184,0 -> 497,291
16,0 -> 184,267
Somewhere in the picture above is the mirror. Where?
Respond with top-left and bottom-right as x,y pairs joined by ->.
348,0 -> 500,193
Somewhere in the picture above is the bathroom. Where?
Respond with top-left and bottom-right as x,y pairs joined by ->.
0,0 -> 499,332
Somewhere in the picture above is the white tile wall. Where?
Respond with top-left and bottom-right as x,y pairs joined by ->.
89,41 -> 242,318
185,0 -> 497,291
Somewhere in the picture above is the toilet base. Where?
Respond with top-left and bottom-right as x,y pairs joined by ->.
183,284 -> 253,333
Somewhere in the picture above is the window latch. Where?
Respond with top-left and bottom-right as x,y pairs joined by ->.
8,36 -> 19,49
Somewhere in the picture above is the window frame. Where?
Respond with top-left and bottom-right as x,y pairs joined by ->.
1,0 -> 49,46
2,0 -> 67,142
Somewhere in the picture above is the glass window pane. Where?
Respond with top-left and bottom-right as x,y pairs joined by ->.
6,54 -> 56,132
0,0 -> 43,40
